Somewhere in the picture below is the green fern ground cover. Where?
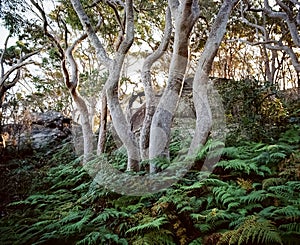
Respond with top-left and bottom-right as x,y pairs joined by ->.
0,126 -> 299,245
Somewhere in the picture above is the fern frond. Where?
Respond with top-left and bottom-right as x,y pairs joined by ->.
268,182 -> 300,202
194,223 -> 212,233
202,178 -> 228,187
59,211 -> 93,234
215,159 -> 259,175
76,231 -> 102,245
240,190 -> 272,204
271,205 -> 300,221
180,181 -> 205,191
262,178 -> 287,189
126,216 -> 168,234
212,185 -> 245,208
188,237 -> 203,245
279,222 -> 300,233
218,216 -> 283,245
131,229 -> 174,245
91,208 -> 128,224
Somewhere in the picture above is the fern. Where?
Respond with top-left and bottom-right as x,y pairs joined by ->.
194,223 -> 212,233
126,216 -> 169,234
271,205 -> 300,221
59,212 -> 93,234
76,229 -> 128,245
279,126 -> 300,144
202,177 -> 228,187
240,189 -> 274,204
76,231 -> 102,245
279,222 -> 300,233
215,159 -> 260,175
262,177 -> 287,189
131,229 -> 174,245
218,216 -> 283,245
91,208 -> 128,224
212,185 -> 245,208
268,182 -> 300,203
188,237 -> 203,245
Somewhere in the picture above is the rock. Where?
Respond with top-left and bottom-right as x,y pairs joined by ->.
27,111 -> 72,150
0,111 -> 72,156
31,111 -> 72,130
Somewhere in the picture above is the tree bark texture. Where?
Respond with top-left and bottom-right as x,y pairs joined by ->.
139,7 -> 172,161
71,0 -> 140,171
97,91 -> 107,155
149,0 -> 200,173
188,0 -> 239,156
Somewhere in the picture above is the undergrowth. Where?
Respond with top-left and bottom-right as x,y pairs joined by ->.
0,126 -> 299,244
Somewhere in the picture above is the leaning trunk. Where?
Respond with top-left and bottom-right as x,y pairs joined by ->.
139,7 -> 172,160
105,58 -> 140,171
149,0 -> 199,173
189,0 -> 239,156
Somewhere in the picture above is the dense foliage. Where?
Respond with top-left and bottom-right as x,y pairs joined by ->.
0,0 -> 299,244
0,123 -> 299,245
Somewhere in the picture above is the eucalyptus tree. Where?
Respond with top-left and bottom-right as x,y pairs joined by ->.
70,0 -> 238,173
0,0 -> 43,127
235,0 -> 300,89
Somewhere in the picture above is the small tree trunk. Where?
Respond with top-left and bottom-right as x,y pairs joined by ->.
97,91 -> 107,155
140,7 -> 172,160
139,76 -> 156,160
71,0 -> 139,171
73,93 -> 94,162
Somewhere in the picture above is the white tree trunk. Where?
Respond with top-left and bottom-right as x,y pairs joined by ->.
105,58 -> 140,171
97,91 -> 107,155
139,7 -> 172,160
149,0 -> 200,173
71,0 -> 140,171
189,0 -> 239,156
63,43 -> 94,163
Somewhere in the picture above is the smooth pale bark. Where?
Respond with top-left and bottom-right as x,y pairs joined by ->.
188,0 -> 239,156
105,57 -> 140,171
97,91 -> 107,155
149,0 -> 200,173
71,0 -> 140,171
30,0 -> 95,162
64,40 -> 94,162
139,7 -> 172,160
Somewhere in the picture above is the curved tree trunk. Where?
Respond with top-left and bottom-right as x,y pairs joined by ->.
105,58 -> 140,171
139,7 -> 172,161
149,0 -> 200,173
189,0 -> 239,156
71,0 -> 139,171
73,93 -> 94,162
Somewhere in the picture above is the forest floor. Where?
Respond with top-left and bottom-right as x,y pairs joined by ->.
0,124 -> 299,245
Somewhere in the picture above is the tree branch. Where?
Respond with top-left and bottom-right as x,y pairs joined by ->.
30,0 -> 65,59
1,50 -> 40,85
263,0 -> 300,46
117,0 -> 134,54
71,0 -> 112,67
